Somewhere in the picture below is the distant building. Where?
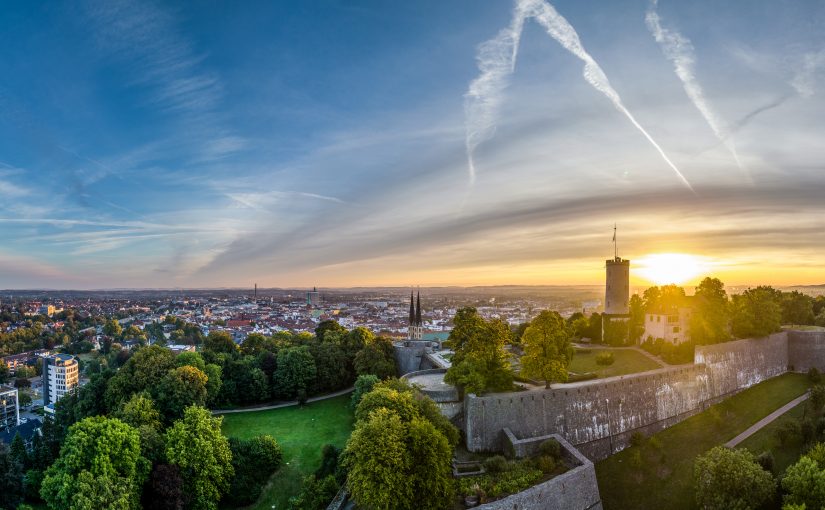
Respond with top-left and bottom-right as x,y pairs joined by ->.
0,385 -> 19,429
38,304 -> 56,316
42,354 -> 79,406
643,307 -> 693,345
306,287 -> 320,307
0,418 -> 43,449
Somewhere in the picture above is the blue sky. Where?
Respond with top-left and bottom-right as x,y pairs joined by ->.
1,0 -> 824,288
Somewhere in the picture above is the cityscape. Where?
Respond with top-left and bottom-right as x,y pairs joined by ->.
1,1 -> 825,510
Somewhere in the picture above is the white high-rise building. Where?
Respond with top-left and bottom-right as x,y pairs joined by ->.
0,385 -> 19,429
42,354 -> 79,406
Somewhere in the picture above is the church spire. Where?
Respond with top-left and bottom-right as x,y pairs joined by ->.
409,290 -> 415,326
416,290 -> 422,326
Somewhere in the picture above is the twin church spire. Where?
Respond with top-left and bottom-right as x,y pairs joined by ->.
408,290 -> 423,340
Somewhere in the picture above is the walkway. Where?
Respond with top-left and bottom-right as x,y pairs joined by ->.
725,392 -> 810,448
212,386 -> 354,415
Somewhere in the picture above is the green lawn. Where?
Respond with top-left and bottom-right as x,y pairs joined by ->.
221,393 -> 355,510
568,348 -> 661,379
739,400 -> 809,475
596,373 -> 810,510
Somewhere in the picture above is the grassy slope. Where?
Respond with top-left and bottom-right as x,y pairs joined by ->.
596,373 -> 809,510
569,348 -> 661,379
739,401 -> 808,475
221,393 -> 355,510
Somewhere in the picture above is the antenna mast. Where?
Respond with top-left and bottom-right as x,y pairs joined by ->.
613,223 -> 618,260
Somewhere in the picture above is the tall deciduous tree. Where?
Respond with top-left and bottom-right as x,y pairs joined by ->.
520,310 -> 573,388
156,365 -> 208,421
165,406 -> 233,510
274,346 -> 317,399
0,442 -> 24,510
690,277 -> 731,345
353,336 -> 397,379
445,308 -> 512,394
40,416 -> 149,510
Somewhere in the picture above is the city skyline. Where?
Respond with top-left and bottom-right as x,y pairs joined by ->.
1,0 -> 824,289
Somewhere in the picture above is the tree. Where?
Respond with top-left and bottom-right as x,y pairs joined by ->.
105,345 -> 175,410
116,393 -> 165,462
310,341 -> 352,393
344,408 -> 412,508
143,464 -> 186,510
690,277 -> 731,345
628,294 -> 646,343
289,474 -> 340,510
226,436 -> 283,506
644,285 -> 687,314
694,446 -> 775,510
241,333 -> 275,356
40,416 -> 149,510
315,320 -> 347,343
344,408 -> 453,510
351,374 -> 380,409
782,454 -> 825,510
782,291 -> 815,326
731,287 -> 782,338
156,365 -> 208,421
104,318 -> 123,338
165,406 -> 233,510
341,327 -> 374,358
445,308 -> 512,394
9,432 -> 27,468
204,363 -> 223,406
175,351 -> 206,372
274,346 -> 317,399
204,331 -> 238,354
0,442 -> 24,510
520,310 -> 573,388
0,362 -> 8,384
353,336 -> 397,379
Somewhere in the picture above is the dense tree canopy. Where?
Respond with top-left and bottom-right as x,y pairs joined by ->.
731,286 -> 783,338
690,278 -> 731,345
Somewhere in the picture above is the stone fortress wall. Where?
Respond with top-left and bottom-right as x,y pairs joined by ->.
464,331 -> 824,460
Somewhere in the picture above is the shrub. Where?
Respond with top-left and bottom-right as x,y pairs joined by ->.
533,455 -> 556,474
539,438 -> 562,460
483,455 -> 509,474
811,385 -> 825,414
809,367 -> 822,384
648,436 -> 663,451
777,420 -> 804,446
595,352 -> 615,366
756,451 -> 775,473
630,431 -> 646,448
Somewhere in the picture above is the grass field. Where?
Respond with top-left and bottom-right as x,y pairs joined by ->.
221,393 -> 355,510
739,400 -> 809,475
596,373 -> 810,510
568,348 -> 661,379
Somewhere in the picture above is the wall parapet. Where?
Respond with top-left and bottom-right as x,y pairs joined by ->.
475,433 -> 602,510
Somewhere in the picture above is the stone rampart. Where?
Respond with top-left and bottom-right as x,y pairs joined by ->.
465,331 -> 811,460
788,331 -> 825,373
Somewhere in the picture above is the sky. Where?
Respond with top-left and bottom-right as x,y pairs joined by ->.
1,0 -> 824,289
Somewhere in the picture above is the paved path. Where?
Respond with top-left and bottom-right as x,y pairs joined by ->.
725,392 -> 810,448
212,386 -> 354,415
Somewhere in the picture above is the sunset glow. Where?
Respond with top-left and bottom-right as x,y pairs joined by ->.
634,253 -> 712,286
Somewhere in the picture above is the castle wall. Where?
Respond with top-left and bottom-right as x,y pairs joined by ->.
465,332 -> 799,460
788,331 -> 825,373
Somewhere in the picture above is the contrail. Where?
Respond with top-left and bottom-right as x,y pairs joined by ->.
463,2 -> 531,185
645,0 -> 747,180
526,0 -> 693,191
463,0 -> 693,191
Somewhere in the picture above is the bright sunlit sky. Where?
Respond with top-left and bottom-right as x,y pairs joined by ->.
1,0 -> 824,289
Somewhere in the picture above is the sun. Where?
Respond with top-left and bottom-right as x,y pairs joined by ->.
634,253 -> 710,285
